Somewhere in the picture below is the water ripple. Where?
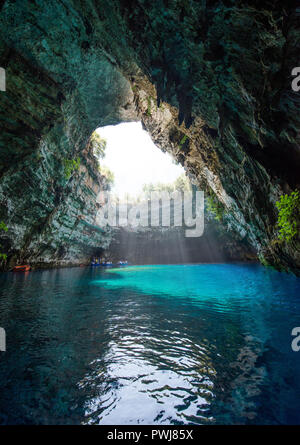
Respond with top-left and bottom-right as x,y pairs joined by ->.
0,265 -> 300,424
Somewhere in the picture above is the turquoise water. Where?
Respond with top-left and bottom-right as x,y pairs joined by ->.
0,263 -> 300,424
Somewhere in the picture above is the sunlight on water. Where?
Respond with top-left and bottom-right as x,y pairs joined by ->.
0,264 -> 300,424
92,264 -> 298,310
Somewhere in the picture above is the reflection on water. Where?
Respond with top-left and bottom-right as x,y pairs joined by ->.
0,264 -> 300,424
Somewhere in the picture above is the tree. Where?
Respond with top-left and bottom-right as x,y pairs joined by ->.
142,174 -> 191,196
90,131 -> 107,159
99,165 -> 114,190
174,173 -> 191,192
142,182 -> 174,195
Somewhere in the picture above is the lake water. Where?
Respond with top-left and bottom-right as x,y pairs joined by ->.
0,264 -> 300,425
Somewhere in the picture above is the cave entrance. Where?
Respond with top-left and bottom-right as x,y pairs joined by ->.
95,121 -> 185,199
91,122 -> 246,265
93,121 -> 191,264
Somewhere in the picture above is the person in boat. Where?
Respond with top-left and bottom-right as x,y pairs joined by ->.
91,257 -> 100,266
117,260 -> 128,265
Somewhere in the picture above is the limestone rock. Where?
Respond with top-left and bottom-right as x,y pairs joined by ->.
0,1 -> 299,272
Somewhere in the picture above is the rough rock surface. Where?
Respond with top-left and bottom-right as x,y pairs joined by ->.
0,1 -> 299,272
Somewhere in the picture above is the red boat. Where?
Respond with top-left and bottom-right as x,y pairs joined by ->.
13,265 -> 31,272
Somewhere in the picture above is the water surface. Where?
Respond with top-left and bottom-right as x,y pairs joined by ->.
0,264 -> 300,424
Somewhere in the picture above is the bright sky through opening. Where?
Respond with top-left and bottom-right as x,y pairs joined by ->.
97,122 -> 185,198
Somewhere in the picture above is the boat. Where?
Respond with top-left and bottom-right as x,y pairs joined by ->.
90,262 -> 100,267
13,265 -> 31,272
117,261 -> 128,266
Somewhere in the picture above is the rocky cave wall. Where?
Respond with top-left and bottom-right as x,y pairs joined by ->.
0,1 -> 299,272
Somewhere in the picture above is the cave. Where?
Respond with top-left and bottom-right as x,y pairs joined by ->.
0,1 -> 299,273
0,0 -> 300,427
94,121 -> 255,265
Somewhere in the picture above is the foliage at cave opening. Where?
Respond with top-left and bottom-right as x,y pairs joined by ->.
98,165 -> 115,190
90,132 -> 107,159
276,190 -> 300,243
142,174 -> 191,196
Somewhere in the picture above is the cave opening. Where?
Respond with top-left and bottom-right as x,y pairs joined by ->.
93,121 -> 192,265
96,121 -> 185,199
91,122 -> 253,265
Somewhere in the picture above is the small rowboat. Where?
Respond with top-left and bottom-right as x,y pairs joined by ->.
13,265 -> 31,272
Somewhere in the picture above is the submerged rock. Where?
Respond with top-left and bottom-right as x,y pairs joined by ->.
0,1 -> 299,272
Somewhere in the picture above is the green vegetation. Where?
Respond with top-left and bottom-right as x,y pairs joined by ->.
0,221 -> 8,263
0,221 -> 8,232
63,157 -> 81,180
146,96 -> 159,116
143,182 -> 174,194
144,95 -> 166,115
147,96 -> 152,116
99,165 -> 115,190
206,194 -> 225,222
179,134 -> 188,148
90,131 -> 112,189
174,174 -> 191,192
275,190 -> 300,243
0,253 -> 7,261
90,131 -> 107,159
142,174 -> 191,196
